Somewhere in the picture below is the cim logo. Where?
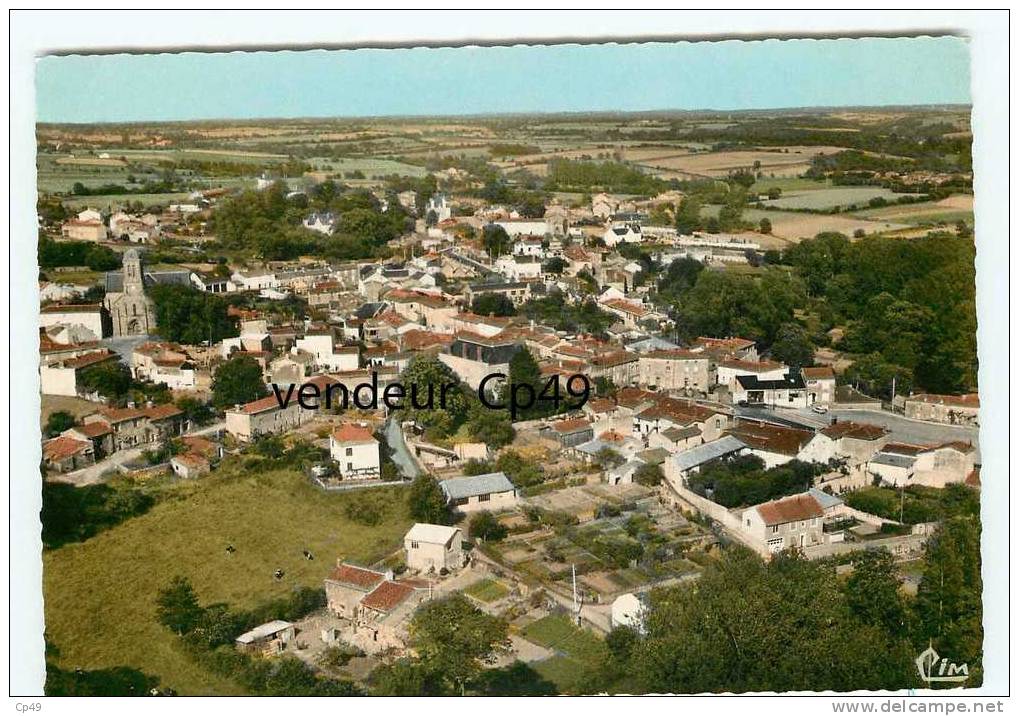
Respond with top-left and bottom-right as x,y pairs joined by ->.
916,646 -> 969,685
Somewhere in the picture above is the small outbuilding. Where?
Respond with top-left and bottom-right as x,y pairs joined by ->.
235,620 -> 295,655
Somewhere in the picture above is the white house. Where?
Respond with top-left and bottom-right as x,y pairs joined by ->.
426,194 -> 452,222
716,359 -> 788,390
866,441 -> 977,488
296,331 -> 360,372
513,237 -> 545,257
404,523 -> 464,573
329,423 -> 381,479
303,211 -> 338,235
603,223 -> 642,247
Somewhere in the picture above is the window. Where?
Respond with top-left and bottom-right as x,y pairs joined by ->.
345,447 -> 353,456
410,541 -> 419,549
346,462 -> 353,471
479,494 -> 491,502
771,525 -> 779,533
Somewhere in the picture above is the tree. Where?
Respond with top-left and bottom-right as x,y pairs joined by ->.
466,404 -> 515,449
469,511 -> 507,542
78,361 -> 132,399
507,348 -> 548,420
759,217 -> 772,234
45,410 -> 75,437
155,576 -> 203,636
594,376 -> 617,397
149,284 -> 237,344
914,517 -> 983,683
633,463 -> 664,487
542,256 -> 568,275
407,475 -> 450,524
211,355 -> 268,409
770,322 -> 815,368
176,396 -> 215,426
674,196 -> 702,235
481,224 -> 511,258
470,292 -> 516,317
45,663 -> 161,696
844,549 -> 910,638
398,355 -> 470,438
370,658 -> 445,696
632,549 -> 915,693
408,594 -> 508,695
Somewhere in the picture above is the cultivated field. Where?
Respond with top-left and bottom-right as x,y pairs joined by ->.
850,194 -> 974,226
637,145 -> 852,179
43,465 -> 413,695
738,208 -> 910,241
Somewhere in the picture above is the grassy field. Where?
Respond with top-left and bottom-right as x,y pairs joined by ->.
43,464 -> 413,695
760,186 -> 912,211
463,578 -> 510,603
520,614 -> 609,694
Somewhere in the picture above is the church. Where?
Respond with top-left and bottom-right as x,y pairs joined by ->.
103,249 -> 158,337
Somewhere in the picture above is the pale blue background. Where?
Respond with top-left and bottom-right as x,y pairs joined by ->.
36,36 -> 971,122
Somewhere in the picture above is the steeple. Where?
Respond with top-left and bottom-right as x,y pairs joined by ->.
123,248 -> 143,295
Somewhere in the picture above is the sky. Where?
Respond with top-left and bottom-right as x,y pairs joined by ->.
35,36 -> 971,123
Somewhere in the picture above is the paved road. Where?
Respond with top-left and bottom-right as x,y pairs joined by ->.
384,418 -> 421,479
735,406 -> 980,457
50,421 -> 226,487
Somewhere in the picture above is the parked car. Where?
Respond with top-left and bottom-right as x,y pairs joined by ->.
811,404 -> 829,414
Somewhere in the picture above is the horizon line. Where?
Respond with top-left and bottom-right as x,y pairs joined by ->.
36,102 -> 973,128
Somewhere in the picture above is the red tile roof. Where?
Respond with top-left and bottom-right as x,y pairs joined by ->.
719,358 -> 785,372
907,393 -> 980,409
728,421 -> 813,457
756,494 -> 824,526
551,418 -> 592,434
72,421 -> 112,438
360,580 -> 416,613
143,404 -> 183,421
801,366 -> 836,380
401,329 -> 454,351
820,422 -> 888,441
589,351 -> 637,368
643,349 -> 706,361
695,336 -> 755,352
601,298 -> 647,317
43,435 -> 92,462
61,350 -> 117,370
332,423 -> 376,444
40,303 -> 102,314
328,563 -> 386,591
235,395 -> 286,415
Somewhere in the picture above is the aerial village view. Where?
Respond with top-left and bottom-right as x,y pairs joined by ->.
32,36 -> 983,697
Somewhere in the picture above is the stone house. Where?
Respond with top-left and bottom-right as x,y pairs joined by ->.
224,395 -> 310,442
742,493 -> 825,554
903,393 -> 979,426
638,350 -> 711,393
